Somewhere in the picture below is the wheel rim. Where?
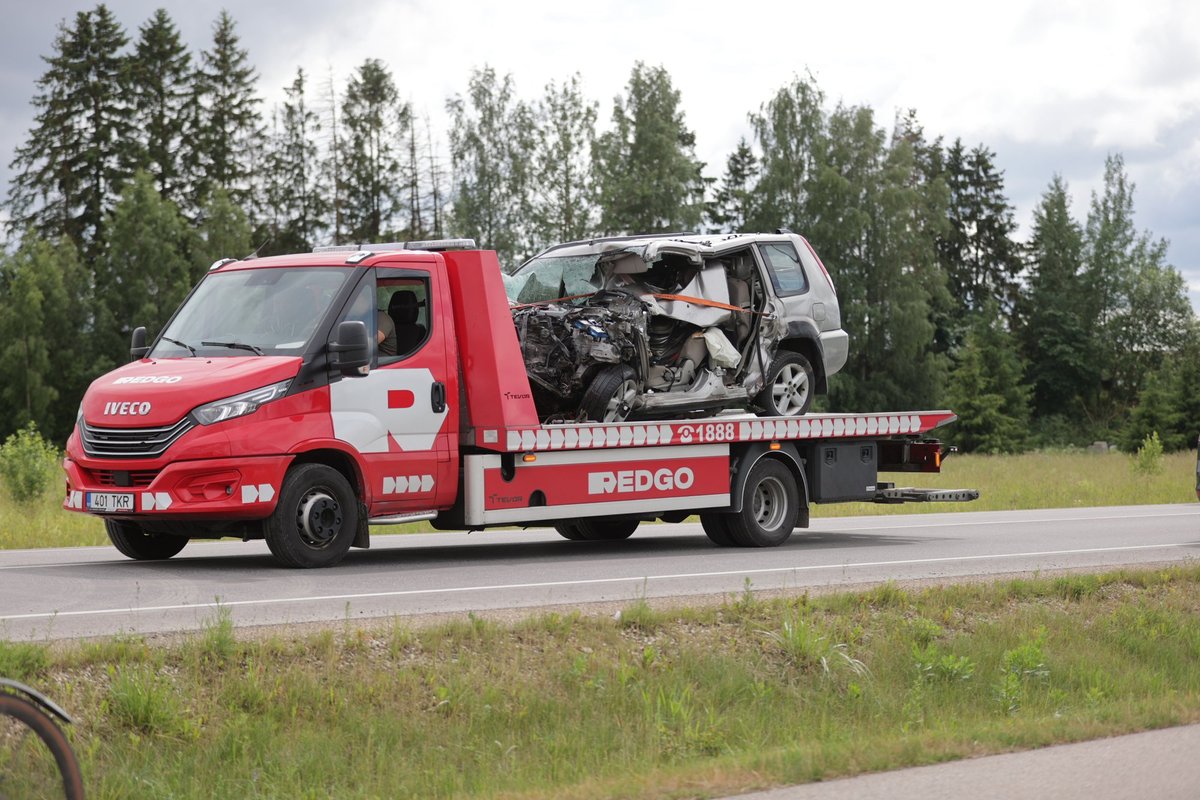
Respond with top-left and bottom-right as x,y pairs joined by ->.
296,488 -> 342,549
604,378 -> 639,422
771,364 -> 809,415
752,476 -> 788,532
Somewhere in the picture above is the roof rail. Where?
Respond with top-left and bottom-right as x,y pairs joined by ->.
312,238 -> 477,255
538,231 -> 699,255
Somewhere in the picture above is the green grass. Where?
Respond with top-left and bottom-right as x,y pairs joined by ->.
7,565 -> 1200,798
2,450 -> 1195,549
813,448 -> 1197,516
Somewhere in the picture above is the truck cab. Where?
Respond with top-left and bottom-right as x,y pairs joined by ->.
65,242 -> 506,567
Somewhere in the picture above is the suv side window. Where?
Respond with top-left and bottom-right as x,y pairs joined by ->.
758,242 -> 809,297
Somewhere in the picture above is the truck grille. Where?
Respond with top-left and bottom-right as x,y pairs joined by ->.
80,418 -> 193,459
95,469 -> 160,487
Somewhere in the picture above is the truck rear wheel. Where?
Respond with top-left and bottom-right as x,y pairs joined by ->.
265,464 -> 358,568
554,519 -> 638,541
725,458 -> 799,547
579,364 -> 640,422
699,512 -> 735,546
105,519 -> 188,560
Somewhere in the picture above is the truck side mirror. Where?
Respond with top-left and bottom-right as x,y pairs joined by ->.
329,320 -> 370,375
130,327 -> 149,360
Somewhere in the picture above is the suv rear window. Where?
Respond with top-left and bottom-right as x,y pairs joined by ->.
758,242 -> 809,297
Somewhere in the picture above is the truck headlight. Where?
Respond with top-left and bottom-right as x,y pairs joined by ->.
191,380 -> 292,426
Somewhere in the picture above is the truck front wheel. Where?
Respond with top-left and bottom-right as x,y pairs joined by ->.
105,519 -> 188,560
265,464 -> 358,568
725,458 -> 799,547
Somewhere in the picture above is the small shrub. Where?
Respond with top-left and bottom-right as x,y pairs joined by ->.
108,666 -> 185,735
908,617 -> 945,647
993,631 -> 1050,714
760,616 -> 869,678
0,423 -> 59,503
0,641 -> 50,680
1132,431 -> 1164,476
912,643 -> 976,682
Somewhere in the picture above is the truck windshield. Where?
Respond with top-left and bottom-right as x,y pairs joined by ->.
149,267 -> 351,358
504,255 -> 600,304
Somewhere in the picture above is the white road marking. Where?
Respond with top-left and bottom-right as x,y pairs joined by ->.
1,542 -> 1194,622
822,509 -> 1200,530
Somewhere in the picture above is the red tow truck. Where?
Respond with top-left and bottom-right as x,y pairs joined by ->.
63,241 -> 976,567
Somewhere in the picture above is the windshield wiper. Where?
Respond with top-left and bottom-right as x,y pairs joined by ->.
201,340 -> 265,356
160,336 -> 197,356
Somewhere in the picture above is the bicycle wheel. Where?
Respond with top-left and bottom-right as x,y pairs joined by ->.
0,693 -> 85,800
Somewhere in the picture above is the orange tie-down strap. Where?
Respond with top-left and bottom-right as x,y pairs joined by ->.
514,292 -> 757,314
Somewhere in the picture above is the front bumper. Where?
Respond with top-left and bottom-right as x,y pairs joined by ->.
62,454 -> 293,520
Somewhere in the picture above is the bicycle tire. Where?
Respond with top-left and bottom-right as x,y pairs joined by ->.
0,693 -> 85,800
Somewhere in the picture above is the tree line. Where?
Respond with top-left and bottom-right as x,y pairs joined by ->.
2,4 -> 1197,455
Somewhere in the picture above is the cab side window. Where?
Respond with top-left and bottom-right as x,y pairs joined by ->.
758,242 -> 809,297
377,275 -> 431,363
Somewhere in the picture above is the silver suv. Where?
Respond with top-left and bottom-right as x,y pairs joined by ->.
506,231 -> 848,422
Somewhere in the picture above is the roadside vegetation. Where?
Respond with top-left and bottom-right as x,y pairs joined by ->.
4,566 -> 1200,798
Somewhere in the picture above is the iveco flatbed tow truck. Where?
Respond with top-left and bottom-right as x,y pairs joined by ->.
63,240 -> 976,567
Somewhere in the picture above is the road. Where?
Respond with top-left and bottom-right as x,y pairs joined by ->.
1,504 -> 1197,641
726,723 -> 1200,800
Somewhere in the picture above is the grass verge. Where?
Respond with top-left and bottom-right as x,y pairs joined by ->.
2,450 -> 1195,550
5,566 -> 1200,798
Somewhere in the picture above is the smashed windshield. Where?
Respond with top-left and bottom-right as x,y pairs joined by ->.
149,267 -> 351,358
504,255 -> 602,304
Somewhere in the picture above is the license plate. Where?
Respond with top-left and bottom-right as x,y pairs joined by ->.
86,492 -> 134,513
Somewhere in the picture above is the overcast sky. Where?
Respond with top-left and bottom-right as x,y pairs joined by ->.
3,0 -> 1198,310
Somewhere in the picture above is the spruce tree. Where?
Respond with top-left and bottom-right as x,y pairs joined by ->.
937,141 -> 1021,334
196,188 -> 252,271
189,11 -> 262,211
1019,175 -> 1094,422
706,138 -> 758,233
94,171 -> 195,368
7,4 -> 134,261
261,68 -> 327,254
341,59 -> 407,242
944,302 -> 1031,453
129,9 -> 192,209
531,73 -> 598,247
593,63 -> 706,235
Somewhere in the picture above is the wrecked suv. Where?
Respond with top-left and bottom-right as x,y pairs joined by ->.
505,232 -> 848,422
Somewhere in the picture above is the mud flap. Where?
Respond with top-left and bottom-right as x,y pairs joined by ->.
353,501 -> 370,548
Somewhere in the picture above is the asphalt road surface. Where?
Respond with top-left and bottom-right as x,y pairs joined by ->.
726,723 -> 1200,800
1,504 -> 1198,641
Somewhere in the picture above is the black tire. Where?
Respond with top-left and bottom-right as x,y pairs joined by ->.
726,458 -> 800,547
0,693 -> 85,800
755,352 -> 814,417
556,519 -> 639,541
579,364 -> 640,422
699,512 -> 736,546
554,522 -> 587,541
265,464 -> 359,568
105,518 -> 188,560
